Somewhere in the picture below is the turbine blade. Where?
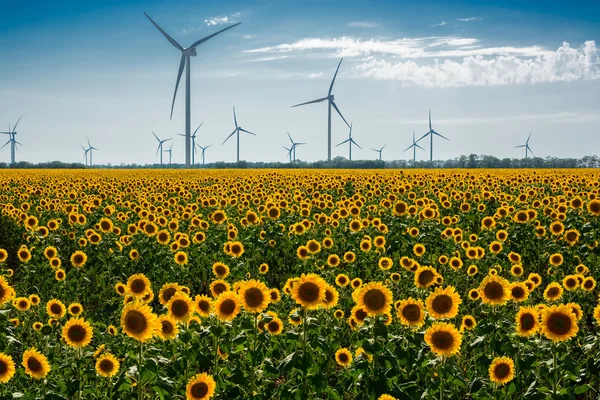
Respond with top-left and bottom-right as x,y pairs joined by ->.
328,58 -> 343,96
514,145 -> 526,148
287,132 -> 294,144
12,117 -> 22,132
381,144 -> 386,151
433,131 -> 449,140
143,12 -> 184,50
233,106 -> 238,128
336,139 -> 350,147
222,129 -> 237,144
193,123 -> 203,136
190,22 -> 241,48
1,140 -> 11,151
353,141 -> 363,150
170,54 -> 186,120
331,100 -> 350,128
527,132 -> 532,143
239,128 -> 256,136
87,138 -> 91,147
295,142 -> 306,145
153,131 -> 160,142
164,138 -> 173,142
156,144 -> 161,156
416,143 -> 425,151
0,132 -> 11,134
292,97 -> 328,107
206,145 -> 211,149
416,131 -> 430,142
402,144 -> 414,153
527,145 -> 535,156
177,133 -> 186,137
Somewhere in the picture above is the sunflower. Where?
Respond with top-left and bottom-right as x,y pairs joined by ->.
192,294 -> 211,317
210,279 -> 230,298
156,229 -> 171,245
174,251 -> 189,266
107,325 -> 117,336
120,301 -> 159,342
350,305 -> 369,325
335,274 -> 350,287
13,297 -> 30,311
266,316 -> 284,336
70,250 -> 87,268
322,285 -> 339,309
489,241 -> 502,254
297,246 -> 310,260
211,262 -> 230,279
562,275 -> 579,291
566,302 -> 583,321
356,282 -> 393,316
548,253 -> 563,267
186,373 -> 216,400
478,275 -> 510,306
288,308 -> 303,325
378,396 -> 398,400
425,286 -> 462,320
95,353 -> 120,378
582,277 -> 596,291
540,304 -> 579,342
544,282 -> 563,301
396,298 -> 425,327
214,291 -> 241,322
335,348 -> 353,367
509,282 -> 529,302
158,283 -> 180,306
460,315 -> 477,331
414,266 -> 438,289
413,243 -> 426,257
291,273 -> 327,310
378,257 -> 393,271
239,279 -> 270,313
43,246 -> 58,260
424,322 -> 462,357
334,309 -> 344,319
157,315 -> 179,340
68,302 -> 84,316
62,317 -> 93,348
258,263 -> 269,274
0,353 -> 16,383
0,248 -> 8,263
0,277 -> 15,305
327,254 -> 340,268
28,294 -> 40,306
228,241 -> 245,258
588,199 -> 600,216
489,357 -> 515,385
22,348 -> 51,379
46,299 -> 66,318
528,273 -> 542,287
594,303 -> 600,324
17,247 -> 32,263
126,273 -> 152,299
167,292 -> 195,323
55,269 -> 66,281
467,265 -> 478,276
49,257 -> 61,269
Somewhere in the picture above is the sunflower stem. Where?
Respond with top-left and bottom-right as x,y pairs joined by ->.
77,347 -> 82,400
138,341 -> 144,400
439,357 -> 445,400
552,344 -> 558,398
250,313 -> 258,397
302,308 -> 309,396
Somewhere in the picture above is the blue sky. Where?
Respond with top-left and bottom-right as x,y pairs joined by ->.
1,0 -> 599,164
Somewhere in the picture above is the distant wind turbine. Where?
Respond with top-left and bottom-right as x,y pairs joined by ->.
164,142 -> 174,165
222,107 -> 256,162
197,144 -> 211,165
178,123 -> 202,165
416,110 -> 449,161
292,58 -> 350,161
144,12 -> 240,167
372,144 -> 386,161
336,122 -> 361,161
153,132 -> 173,165
87,138 -> 99,167
1,117 -> 22,165
514,133 -> 534,159
404,131 -> 425,163
282,146 -> 293,163
287,132 -> 306,162
81,145 -> 90,166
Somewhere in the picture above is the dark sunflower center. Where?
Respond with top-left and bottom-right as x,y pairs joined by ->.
338,353 -> 349,363
465,318 -> 473,327
431,331 -> 454,350
355,308 -> 368,321
163,288 -> 176,302
298,282 -> 320,303
402,304 -> 421,321
584,280 -> 593,289
484,282 -> 504,300
547,313 -> 571,335
191,382 -> 209,398
215,266 -> 226,276
363,289 -> 386,311
198,300 -> 210,312
547,288 -> 560,297
130,279 -> 146,294
267,321 -> 280,333
512,287 -> 525,299
220,299 -> 236,315
50,304 -> 62,314
171,299 -> 189,317
19,300 -> 28,308
71,306 -> 81,314
125,310 -> 147,334
494,363 -> 510,379
213,283 -> 226,296
0,360 -> 7,374
566,279 -> 576,288
324,290 -> 334,303
161,320 -> 173,334
99,359 -> 114,373
244,288 -> 264,308
418,270 -> 434,285
27,357 -> 42,372
432,295 -> 452,314
68,325 -> 86,342
231,244 -> 241,254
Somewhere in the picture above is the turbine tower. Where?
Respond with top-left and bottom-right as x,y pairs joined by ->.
416,110 -> 448,161
287,132 -> 306,162
335,122 -> 361,161
292,58 -> 350,161
164,142 -> 174,165
81,145 -> 90,166
222,107 -> 256,162
372,144 -> 386,161
0,117 -> 22,165
514,133 -> 534,159
144,13 -> 240,167
178,123 -> 202,165
404,131 -> 425,163
153,132 -> 173,165
87,138 -> 99,167
197,144 -> 211,165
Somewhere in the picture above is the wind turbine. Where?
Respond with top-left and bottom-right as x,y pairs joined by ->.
404,131 -> 425,163
416,110 -> 448,161
197,144 -> 211,165
292,58 -> 350,161
144,13 -> 240,167
336,122 -> 361,161
222,107 -> 256,162
153,132 -> 173,165
287,132 -> 306,162
372,144 -> 386,161
164,142 -> 174,165
178,123 -> 202,165
1,117 -> 22,165
81,145 -> 90,166
514,133 -> 534,159
87,138 -> 99,167
282,146 -> 293,163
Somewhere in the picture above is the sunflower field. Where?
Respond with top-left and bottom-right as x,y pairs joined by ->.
1,169 -> 600,400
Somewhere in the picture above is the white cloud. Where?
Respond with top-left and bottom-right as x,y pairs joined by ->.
456,17 -> 480,22
242,34 -> 256,40
348,21 -> 378,28
381,111 -> 600,125
432,21 -> 448,27
205,12 -> 241,26
247,55 -> 290,62
307,72 -> 323,78
355,41 -> 600,87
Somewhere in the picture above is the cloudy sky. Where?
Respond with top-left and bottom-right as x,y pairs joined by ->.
1,0 -> 599,164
